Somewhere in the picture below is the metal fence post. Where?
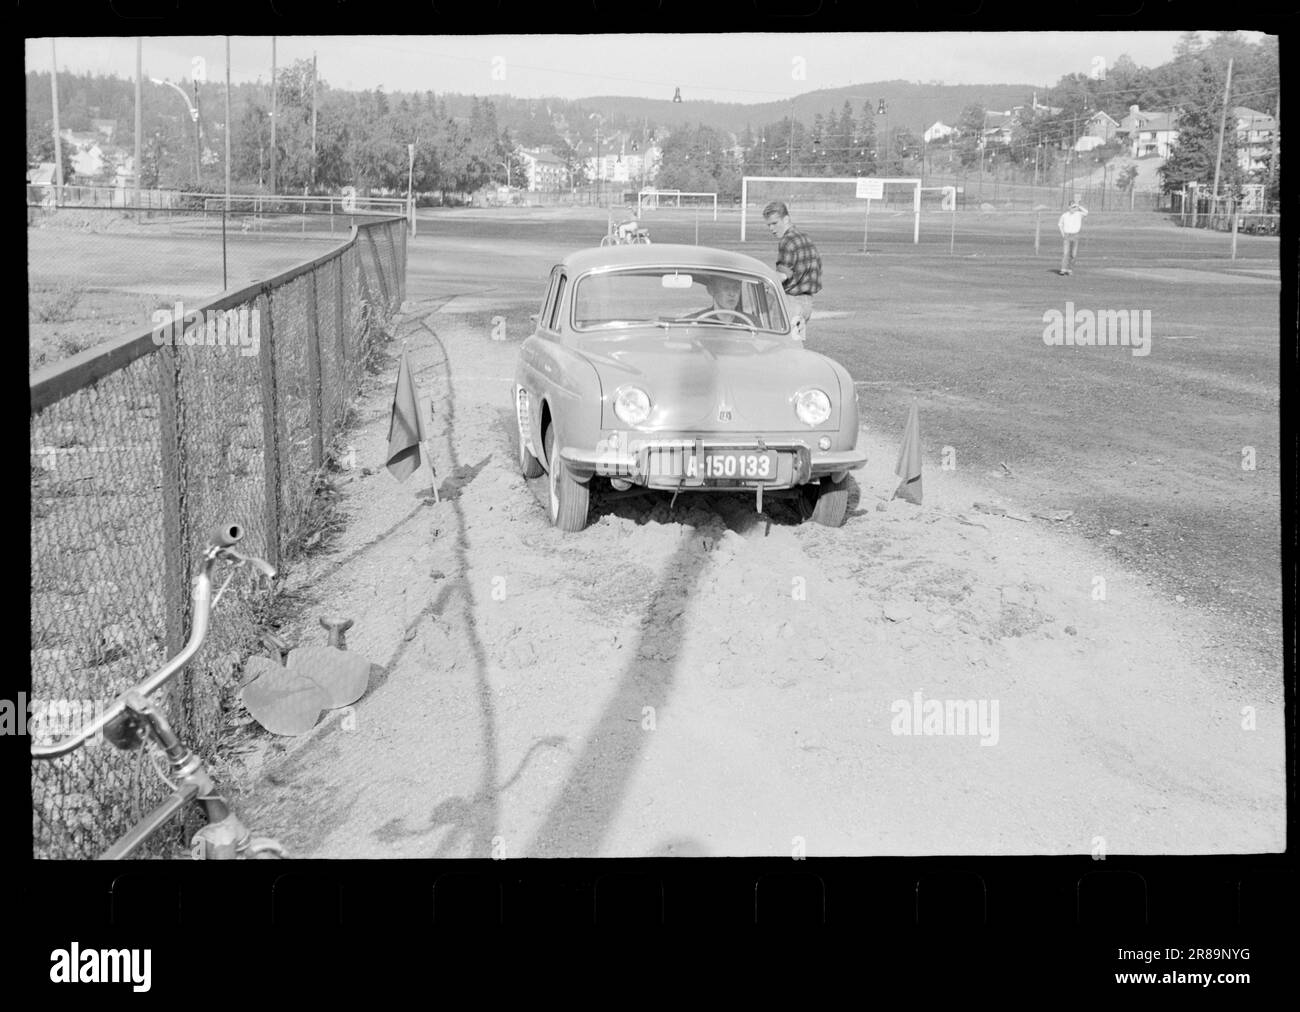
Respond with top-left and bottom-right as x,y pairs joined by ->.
388,222 -> 402,305
336,254 -> 347,377
156,342 -> 190,662
258,288 -> 282,568
156,341 -> 193,737
364,227 -> 392,312
307,269 -> 324,469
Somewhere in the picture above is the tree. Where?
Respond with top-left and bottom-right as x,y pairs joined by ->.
656,122 -> 741,197
272,59 -> 318,190
955,103 -> 986,168
26,121 -> 75,183
1173,31 -> 1202,60
830,101 -> 856,175
232,100 -> 271,187
888,125 -> 919,172
557,138 -> 587,189
1159,58 -> 1240,196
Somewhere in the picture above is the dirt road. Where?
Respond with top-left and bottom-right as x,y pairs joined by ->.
238,256 -> 1284,857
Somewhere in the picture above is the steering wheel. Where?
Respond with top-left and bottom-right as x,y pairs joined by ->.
689,308 -> 754,325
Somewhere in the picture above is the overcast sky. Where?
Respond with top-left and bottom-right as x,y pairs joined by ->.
27,33 -> 1260,102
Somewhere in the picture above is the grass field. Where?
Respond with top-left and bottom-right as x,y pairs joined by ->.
410,205 -> 1282,684
26,222 -> 348,371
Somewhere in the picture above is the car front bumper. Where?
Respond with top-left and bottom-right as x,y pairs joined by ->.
559,435 -> 867,490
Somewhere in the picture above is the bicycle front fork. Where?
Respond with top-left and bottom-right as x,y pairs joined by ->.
101,692 -> 285,859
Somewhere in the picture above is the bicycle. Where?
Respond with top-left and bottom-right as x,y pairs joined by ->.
32,523 -> 288,860
600,218 -> 652,246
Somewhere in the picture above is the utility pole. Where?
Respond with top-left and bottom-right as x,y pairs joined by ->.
310,51 -> 318,191
978,109 -> 987,200
51,39 -> 63,203
1211,57 -> 1234,208
134,39 -> 142,206
1268,92 -> 1279,209
270,37 -> 277,196
192,76 -> 203,190
223,37 -> 231,290
788,100 -> 795,175
224,39 -> 232,208
920,122 -> 926,185
408,142 -> 416,234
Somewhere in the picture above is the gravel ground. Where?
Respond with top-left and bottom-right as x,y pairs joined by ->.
233,266 -> 1284,858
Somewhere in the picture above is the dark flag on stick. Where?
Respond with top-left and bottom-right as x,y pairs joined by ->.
386,345 -> 437,500
893,401 -> 922,504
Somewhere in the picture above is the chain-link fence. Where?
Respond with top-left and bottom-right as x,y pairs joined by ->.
30,216 -> 406,859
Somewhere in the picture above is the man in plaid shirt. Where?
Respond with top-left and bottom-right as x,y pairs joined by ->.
763,201 -> 822,338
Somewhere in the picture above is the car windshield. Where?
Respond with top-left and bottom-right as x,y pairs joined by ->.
572,269 -> 790,333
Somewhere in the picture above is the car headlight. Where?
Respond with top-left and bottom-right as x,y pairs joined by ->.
613,386 -> 652,425
794,388 -> 831,426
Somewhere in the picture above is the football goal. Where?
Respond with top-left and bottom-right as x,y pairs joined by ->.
638,189 -> 718,220
741,176 -> 922,244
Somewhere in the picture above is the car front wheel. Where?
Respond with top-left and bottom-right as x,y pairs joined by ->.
803,475 -> 850,527
545,425 -> 590,532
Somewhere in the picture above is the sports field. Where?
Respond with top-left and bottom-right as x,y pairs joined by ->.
26,215 -> 356,370
413,204 -> 1283,683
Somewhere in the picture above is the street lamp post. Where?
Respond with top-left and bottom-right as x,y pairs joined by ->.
152,77 -> 201,189
408,142 -> 416,235
589,113 -> 603,207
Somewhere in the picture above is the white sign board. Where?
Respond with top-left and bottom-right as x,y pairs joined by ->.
856,178 -> 884,200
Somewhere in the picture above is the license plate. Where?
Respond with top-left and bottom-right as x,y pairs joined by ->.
687,451 -> 779,481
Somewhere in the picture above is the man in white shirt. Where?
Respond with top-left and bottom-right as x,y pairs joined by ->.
1058,196 -> 1088,276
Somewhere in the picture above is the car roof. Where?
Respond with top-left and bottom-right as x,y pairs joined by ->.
560,243 -> 781,282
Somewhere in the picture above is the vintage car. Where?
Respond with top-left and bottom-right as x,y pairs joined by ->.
512,244 -> 867,532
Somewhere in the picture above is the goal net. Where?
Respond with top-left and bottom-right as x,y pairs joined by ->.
741,176 -> 922,244
638,189 -> 718,220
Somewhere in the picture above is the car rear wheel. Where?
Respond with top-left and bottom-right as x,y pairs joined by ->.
545,425 -> 590,532
515,386 -> 544,478
804,476 -> 850,527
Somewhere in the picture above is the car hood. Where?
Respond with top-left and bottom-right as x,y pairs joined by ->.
580,329 -> 841,431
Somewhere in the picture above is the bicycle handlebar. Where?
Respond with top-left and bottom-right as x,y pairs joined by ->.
31,523 -> 275,759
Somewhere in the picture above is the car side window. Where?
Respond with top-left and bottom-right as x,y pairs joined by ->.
548,273 -> 568,331
539,266 -> 562,332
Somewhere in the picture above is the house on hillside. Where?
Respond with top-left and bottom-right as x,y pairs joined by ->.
982,110 -> 1015,148
517,147 -> 569,191
979,100 -> 1061,149
91,118 -> 117,143
923,121 -> 955,143
581,133 -> 661,186
27,162 -> 58,204
1082,110 -> 1120,143
1118,105 -> 1179,159
59,130 -> 106,178
1072,110 -> 1120,153
1233,106 -> 1277,174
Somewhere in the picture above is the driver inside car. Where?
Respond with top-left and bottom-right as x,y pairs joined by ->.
687,276 -> 756,326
